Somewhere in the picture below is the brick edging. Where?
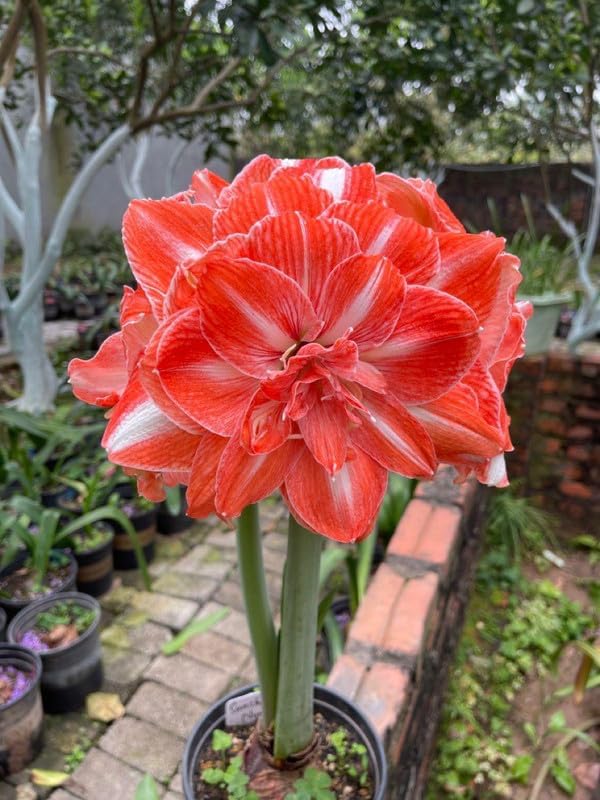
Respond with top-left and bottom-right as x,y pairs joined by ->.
327,468 -> 487,800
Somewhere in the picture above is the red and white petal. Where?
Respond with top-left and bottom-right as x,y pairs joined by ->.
156,308 -> 258,436
431,234 -> 522,366
490,301 -> 532,391
284,447 -> 388,543
185,430 -> 228,517
190,169 -> 229,207
376,174 -> 465,233
213,174 -> 332,239
139,318 -> 205,434
68,333 -> 127,408
362,286 -> 481,404
122,198 -> 214,319
217,154 -> 281,207
325,201 -> 440,284
215,437 -> 302,518
298,398 -> 349,475
198,256 -> 322,377
409,383 -> 505,462
240,391 -> 292,454
311,161 -> 377,203
350,391 -> 436,477
317,254 -> 405,349
102,373 -> 200,472
245,212 -> 360,306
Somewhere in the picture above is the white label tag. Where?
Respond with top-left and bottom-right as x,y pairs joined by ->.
225,691 -> 263,727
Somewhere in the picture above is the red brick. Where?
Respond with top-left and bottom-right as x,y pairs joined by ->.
411,505 -> 461,569
327,654 -> 367,701
563,463 -> 584,481
576,404 -> 600,421
348,564 -> 404,649
560,481 -> 593,500
355,662 -> 410,741
580,364 -> 599,379
540,397 -> 566,414
567,445 -> 590,462
387,500 -> 433,560
541,378 -> 560,393
568,425 -> 593,440
547,352 -> 575,373
383,573 -> 439,658
537,417 -> 566,436
544,438 -> 562,455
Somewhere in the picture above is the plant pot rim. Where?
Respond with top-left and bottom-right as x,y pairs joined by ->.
182,682 -> 387,800
71,527 -> 114,556
0,644 -> 43,711
7,591 -> 101,657
518,291 -> 573,305
0,552 -> 78,610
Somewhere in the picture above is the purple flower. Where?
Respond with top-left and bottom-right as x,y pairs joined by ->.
20,630 -> 48,652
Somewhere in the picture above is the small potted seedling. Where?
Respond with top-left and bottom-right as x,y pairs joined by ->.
8,592 -> 101,713
0,644 -> 43,775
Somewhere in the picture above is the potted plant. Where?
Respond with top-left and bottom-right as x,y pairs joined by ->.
0,644 -> 43,775
510,229 -> 573,355
8,592 -> 102,713
69,156 -> 530,799
156,486 -> 193,536
111,477 -> 157,570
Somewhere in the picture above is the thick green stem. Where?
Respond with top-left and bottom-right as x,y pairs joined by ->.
274,515 -> 322,759
236,505 -> 278,727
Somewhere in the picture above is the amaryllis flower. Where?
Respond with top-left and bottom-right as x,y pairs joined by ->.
69,155 -> 528,542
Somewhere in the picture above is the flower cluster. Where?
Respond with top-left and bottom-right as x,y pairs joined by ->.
69,156 -> 530,542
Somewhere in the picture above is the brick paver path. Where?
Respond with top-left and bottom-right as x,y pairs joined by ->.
1,500 -> 287,800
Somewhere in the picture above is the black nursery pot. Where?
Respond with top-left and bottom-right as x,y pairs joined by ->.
74,531 -> 114,597
7,592 -> 102,714
0,552 -> 78,622
0,645 -> 43,776
111,506 -> 156,570
182,683 -> 388,800
156,492 -> 193,536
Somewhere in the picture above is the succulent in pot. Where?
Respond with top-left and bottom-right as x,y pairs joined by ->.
0,645 -> 43,776
8,592 -> 102,713
69,155 -> 530,798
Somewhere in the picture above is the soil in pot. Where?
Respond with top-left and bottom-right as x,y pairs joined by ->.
0,646 -> 43,776
0,552 -> 77,615
184,685 -> 387,800
7,593 -> 102,713
16,599 -> 97,652
112,499 -> 156,570
195,713 -> 374,800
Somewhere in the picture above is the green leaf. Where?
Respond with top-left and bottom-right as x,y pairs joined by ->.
134,774 -> 160,800
523,721 -> 537,743
510,754 -> 534,783
550,751 -> 576,796
548,710 -> 567,733
161,607 -> 230,656
202,767 -> 225,785
211,729 -> 233,752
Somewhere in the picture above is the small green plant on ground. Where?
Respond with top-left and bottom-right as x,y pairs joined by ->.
201,729 -> 259,800
327,729 -> 369,787
63,735 -> 93,773
286,766 -> 334,800
427,491 -> 594,799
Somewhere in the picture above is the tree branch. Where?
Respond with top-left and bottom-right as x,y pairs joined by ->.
46,47 -> 126,68
28,0 -> 48,127
0,89 -> 24,162
0,0 -> 26,75
0,210 -> 10,311
12,123 -> 132,318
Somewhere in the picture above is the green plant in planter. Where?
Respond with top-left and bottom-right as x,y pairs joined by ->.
510,231 -> 573,298
4,495 -> 151,590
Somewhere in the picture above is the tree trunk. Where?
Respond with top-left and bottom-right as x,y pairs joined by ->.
6,297 -> 58,413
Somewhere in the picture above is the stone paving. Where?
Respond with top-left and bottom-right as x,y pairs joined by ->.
1,499 -> 288,800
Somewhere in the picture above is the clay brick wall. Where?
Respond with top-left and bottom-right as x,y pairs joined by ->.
327,470 -> 488,799
438,163 -> 591,240
506,341 -> 600,529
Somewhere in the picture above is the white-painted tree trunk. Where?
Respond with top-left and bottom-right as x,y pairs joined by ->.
0,81 -> 131,413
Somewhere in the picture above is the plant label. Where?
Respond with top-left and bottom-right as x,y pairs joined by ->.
225,691 -> 262,727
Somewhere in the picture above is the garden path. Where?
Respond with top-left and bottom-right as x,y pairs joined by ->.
0,499 -> 287,800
